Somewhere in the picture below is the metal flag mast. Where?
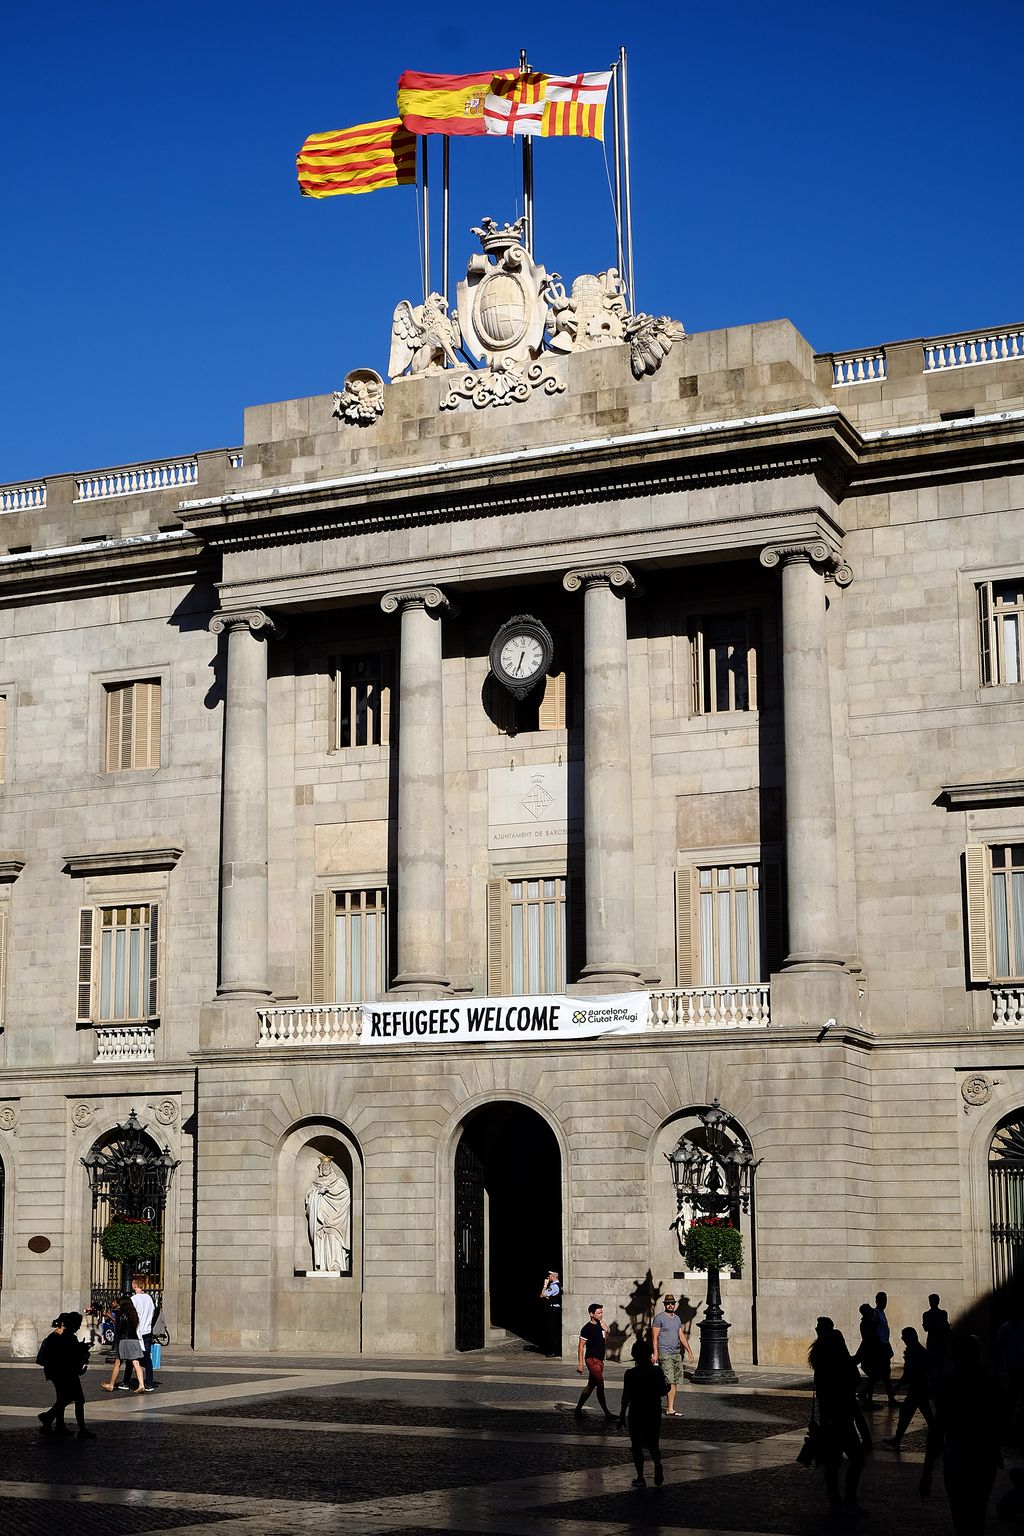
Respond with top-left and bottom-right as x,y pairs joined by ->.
610,57 -> 625,283
618,44 -> 636,310
519,48 -> 535,255
442,136 -> 450,301
420,135 -> 430,301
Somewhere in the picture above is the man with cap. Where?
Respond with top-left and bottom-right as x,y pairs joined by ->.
651,1293 -> 694,1416
539,1269 -> 562,1357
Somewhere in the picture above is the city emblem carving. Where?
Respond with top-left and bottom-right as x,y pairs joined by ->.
0,1104 -> 17,1132
154,1098 -> 178,1125
961,1073 -> 993,1107
71,1103 -> 94,1129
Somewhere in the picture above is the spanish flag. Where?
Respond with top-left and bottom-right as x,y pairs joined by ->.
397,68 -> 517,136
296,118 -> 417,197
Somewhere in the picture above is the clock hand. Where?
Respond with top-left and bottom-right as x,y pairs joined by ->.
516,648 -> 526,676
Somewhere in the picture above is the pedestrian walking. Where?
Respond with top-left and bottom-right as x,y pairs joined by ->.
539,1270 -> 562,1358
575,1303 -> 615,1422
100,1295 -> 146,1394
853,1302 -> 887,1407
130,1278 -> 157,1390
922,1293 -> 952,1379
651,1294 -> 693,1418
882,1327 -> 934,1450
809,1317 -> 867,1517
874,1291 -> 898,1405
617,1339 -> 668,1488
37,1312 -> 94,1438
921,1333 -> 1005,1535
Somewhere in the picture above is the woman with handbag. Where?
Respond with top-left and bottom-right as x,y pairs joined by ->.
808,1317 -> 867,1516
100,1295 -> 146,1394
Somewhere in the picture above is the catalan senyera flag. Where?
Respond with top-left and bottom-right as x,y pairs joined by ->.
483,72 -> 547,136
541,70 -> 613,139
296,118 -> 416,197
397,68 -> 517,136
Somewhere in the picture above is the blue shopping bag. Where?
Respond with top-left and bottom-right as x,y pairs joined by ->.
150,1341 -> 162,1371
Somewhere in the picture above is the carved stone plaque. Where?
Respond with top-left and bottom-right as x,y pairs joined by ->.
487,763 -> 582,849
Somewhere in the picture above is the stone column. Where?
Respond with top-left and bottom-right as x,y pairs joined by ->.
562,565 -> 642,992
759,542 -> 852,969
209,608 -> 281,1000
380,587 -> 453,998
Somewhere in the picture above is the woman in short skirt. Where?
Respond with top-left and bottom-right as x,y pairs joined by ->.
100,1295 -> 145,1393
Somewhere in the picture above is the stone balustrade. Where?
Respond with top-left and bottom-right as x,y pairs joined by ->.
832,352 -> 887,385
256,987 -> 770,1047
94,1025 -> 156,1061
75,459 -> 198,501
0,482 -> 46,513
924,330 -> 1024,372
992,987 -> 1024,1028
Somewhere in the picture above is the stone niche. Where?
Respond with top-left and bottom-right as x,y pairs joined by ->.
274,1121 -> 362,1352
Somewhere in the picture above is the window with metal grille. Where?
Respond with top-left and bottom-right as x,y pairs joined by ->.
979,579 -> 1024,686
103,680 -> 161,771
690,613 -> 759,714
77,904 -> 159,1022
507,877 -> 567,995
334,888 -> 387,1002
333,655 -> 390,748
698,864 -> 762,986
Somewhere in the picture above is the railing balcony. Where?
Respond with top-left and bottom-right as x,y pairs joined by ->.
832,352 -> 887,386
0,482 -> 46,513
256,986 -> 770,1047
94,1024 -> 156,1061
992,987 -> 1024,1028
924,330 -> 1024,372
75,459 -> 198,502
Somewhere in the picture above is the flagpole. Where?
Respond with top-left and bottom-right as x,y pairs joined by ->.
442,136 -> 450,299
519,48 -> 534,255
619,44 -> 636,310
610,61 -> 624,282
420,134 -> 430,300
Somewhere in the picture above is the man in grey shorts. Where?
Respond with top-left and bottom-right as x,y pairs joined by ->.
651,1294 -> 694,1416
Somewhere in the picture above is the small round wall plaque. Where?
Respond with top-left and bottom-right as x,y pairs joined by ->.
961,1074 -> 992,1106
27,1236 -> 51,1254
0,1106 -> 16,1132
154,1098 -> 178,1125
71,1103 -> 94,1129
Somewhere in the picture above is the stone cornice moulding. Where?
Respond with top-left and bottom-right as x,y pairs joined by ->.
62,847 -> 184,877
380,585 -> 455,617
940,779 -> 1024,809
562,564 -> 637,596
209,608 -> 285,640
760,540 -> 854,587
0,859 -> 26,883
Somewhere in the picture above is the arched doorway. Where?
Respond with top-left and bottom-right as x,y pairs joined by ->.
454,1102 -> 561,1352
81,1110 -> 179,1314
989,1111 -> 1024,1288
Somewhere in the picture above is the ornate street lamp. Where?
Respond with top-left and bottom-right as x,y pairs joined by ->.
81,1109 -> 180,1303
666,1098 -> 760,1385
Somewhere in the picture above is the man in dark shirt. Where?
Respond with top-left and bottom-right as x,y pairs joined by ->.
883,1326 -> 934,1450
575,1302 -> 615,1421
617,1339 -> 669,1487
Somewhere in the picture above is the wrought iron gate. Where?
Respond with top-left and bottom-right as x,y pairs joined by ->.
454,1135 -> 485,1351
990,1113 -> 1024,1289
83,1110 -> 177,1315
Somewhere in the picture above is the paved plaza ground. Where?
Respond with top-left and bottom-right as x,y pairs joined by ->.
0,1347 -> 1018,1535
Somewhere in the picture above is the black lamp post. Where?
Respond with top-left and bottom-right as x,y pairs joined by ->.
666,1098 -> 760,1385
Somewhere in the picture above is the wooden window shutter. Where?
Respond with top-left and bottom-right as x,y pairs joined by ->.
568,873 -> 585,987
380,656 -> 392,747
965,844 -> 992,983
147,902 -> 160,1017
486,878 -> 506,995
104,687 -> 121,772
675,867 -> 696,986
761,861 -> 785,977
688,617 -> 703,714
746,609 -> 762,710
311,891 -> 334,1003
143,682 -> 161,768
77,907 -> 95,1021
978,583 -> 993,685
539,670 -> 567,731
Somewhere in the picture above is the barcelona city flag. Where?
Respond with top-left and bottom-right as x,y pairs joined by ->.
296,118 -> 416,197
397,68 -> 517,136
541,72 -> 613,139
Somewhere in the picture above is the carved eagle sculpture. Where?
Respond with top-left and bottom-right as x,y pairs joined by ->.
623,313 -> 686,379
388,294 -> 462,380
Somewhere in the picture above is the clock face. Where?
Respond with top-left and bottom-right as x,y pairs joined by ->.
499,633 -> 544,681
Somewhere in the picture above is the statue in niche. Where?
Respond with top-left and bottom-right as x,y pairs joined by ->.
304,1155 -> 351,1273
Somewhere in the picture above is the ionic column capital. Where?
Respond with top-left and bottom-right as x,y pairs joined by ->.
759,543 -> 853,587
209,607 -> 285,638
380,585 -> 456,616
562,563 -> 637,596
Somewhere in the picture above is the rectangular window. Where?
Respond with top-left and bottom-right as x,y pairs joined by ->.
77,904 -> 160,1022
487,876 -> 567,995
690,613 -> 759,714
104,680 -> 161,771
698,864 -> 762,985
991,845 -> 1024,981
311,888 -> 388,1002
979,579 -> 1024,686
333,655 -> 390,749
491,667 -> 568,735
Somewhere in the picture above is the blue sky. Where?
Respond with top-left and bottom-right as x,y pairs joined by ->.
2,0 -> 1021,483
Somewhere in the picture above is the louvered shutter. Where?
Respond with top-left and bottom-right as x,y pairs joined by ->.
539,670 -> 566,731
144,683 -> 162,768
761,861 -> 784,977
746,609 -> 761,710
77,908 -> 95,1021
311,891 -> 334,1003
978,584 -> 993,685
965,845 -> 992,983
147,902 -> 160,1016
486,879 -> 506,995
675,867 -> 696,986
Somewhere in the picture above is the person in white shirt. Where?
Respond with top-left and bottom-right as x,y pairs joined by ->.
130,1278 -> 157,1391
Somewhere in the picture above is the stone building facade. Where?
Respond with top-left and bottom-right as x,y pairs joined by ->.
0,270 -> 1023,1363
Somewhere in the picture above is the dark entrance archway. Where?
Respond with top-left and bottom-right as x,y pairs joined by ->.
454,1102 -> 562,1352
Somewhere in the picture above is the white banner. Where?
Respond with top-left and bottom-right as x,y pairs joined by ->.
361,992 -> 650,1046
